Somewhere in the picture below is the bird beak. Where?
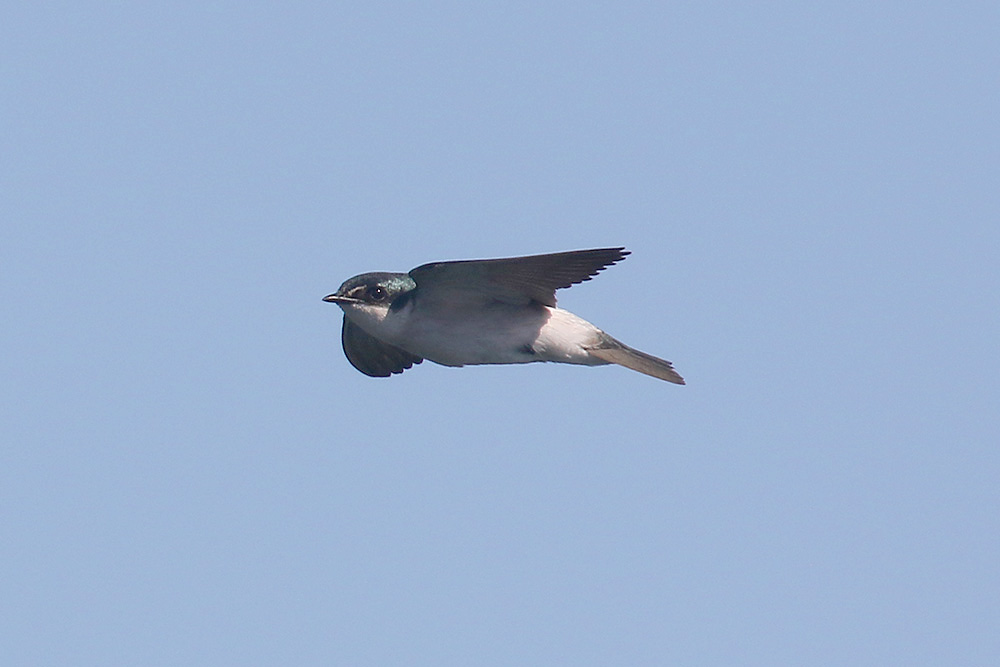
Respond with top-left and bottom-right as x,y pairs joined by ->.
322,294 -> 358,304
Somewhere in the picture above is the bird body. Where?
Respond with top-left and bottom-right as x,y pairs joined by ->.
387,297 -> 605,368
323,248 -> 684,384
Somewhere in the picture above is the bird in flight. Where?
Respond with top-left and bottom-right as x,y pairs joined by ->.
323,247 -> 684,383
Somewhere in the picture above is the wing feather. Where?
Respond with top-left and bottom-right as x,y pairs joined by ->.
408,247 -> 629,306
341,317 -> 422,377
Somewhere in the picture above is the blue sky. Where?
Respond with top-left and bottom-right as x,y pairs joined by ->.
3,2 -> 998,664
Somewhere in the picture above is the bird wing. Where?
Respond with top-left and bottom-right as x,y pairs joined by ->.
407,247 -> 629,307
341,317 -> 423,377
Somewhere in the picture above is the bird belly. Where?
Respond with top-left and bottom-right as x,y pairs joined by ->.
394,304 -> 606,368
530,307 -> 608,366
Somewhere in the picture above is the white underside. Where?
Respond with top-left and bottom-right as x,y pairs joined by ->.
343,299 -> 609,368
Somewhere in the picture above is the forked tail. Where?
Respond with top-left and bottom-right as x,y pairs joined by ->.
587,334 -> 685,384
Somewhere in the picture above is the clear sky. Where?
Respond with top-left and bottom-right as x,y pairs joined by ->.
3,2 -> 998,665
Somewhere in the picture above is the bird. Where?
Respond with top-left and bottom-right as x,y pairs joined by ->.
322,247 -> 684,384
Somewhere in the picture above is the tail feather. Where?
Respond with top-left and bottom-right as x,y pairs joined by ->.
588,335 -> 685,384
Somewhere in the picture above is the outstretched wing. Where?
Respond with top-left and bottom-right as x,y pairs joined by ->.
408,247 -> 629,307
341,317 -> 422,377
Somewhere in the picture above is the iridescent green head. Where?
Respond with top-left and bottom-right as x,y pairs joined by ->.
323,272 -> 416,310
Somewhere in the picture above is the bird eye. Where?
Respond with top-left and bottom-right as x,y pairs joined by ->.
367,285 -> 386,301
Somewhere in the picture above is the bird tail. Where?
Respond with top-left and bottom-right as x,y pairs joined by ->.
587,334 -> 685,384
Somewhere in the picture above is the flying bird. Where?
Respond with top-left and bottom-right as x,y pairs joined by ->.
323,247 -> 684,383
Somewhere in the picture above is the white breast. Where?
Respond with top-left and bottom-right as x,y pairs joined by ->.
372,299 -> 606,368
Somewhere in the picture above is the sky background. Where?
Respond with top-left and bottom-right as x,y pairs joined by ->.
3,2 -> 999,665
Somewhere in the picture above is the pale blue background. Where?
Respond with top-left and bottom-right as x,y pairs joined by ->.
3,2 -> 998,665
